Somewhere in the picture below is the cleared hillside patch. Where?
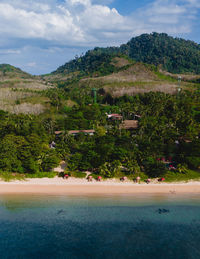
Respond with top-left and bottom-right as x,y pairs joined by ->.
111,57 -> 132,68
77,62 -> 195,97
0,77 -> 54,114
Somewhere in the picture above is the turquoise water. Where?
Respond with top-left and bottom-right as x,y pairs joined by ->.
0,194 -> 200,259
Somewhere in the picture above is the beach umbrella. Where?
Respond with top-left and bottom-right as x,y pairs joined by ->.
136,176 -> 141,183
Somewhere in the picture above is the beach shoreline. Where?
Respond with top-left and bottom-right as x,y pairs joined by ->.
0,177 -> 200,195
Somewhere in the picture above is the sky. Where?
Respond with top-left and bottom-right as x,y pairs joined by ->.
0,0 -> 200,75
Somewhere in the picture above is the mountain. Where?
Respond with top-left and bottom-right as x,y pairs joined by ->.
121,32 -> 200,74
1,32 -> 200,115
48,33 -> 200,98
53,32 -> 200,75
47,55 -> 198,98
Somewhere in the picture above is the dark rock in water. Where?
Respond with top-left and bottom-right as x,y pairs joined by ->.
157,208 -> 170,214
57,209 -> 65,215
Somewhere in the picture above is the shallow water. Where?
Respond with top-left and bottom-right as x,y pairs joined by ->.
0,194 -> 200,259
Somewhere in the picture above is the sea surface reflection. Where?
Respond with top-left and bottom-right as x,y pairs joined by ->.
0,194 -> 200,259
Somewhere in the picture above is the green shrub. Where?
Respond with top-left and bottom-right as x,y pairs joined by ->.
0,171 -> 25,182
26,172 -> 57,178
143,157 -> 167,178
69,171 -> 87,178
164,169 -> 200,182
186,156 -> 200,169
99,160 -> 122,178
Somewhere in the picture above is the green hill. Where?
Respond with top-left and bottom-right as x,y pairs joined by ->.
0,64 -> 32,78
53,32 -> 200,75
0,64 -> 54,114
47,56 -> 198,99
121,32 -> 200,74
53,51 -> 122,77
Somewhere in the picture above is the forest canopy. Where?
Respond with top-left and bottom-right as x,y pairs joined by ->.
54,33 -> 200,75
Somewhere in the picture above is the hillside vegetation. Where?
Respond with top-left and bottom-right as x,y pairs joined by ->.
45,33 -> 200,98
53,32 -> 200,75
1,33 -> 200,115
46,56 -> 198,98
0,64 -> 54,114
0,64 -> 31,78
121,32 -> 200,74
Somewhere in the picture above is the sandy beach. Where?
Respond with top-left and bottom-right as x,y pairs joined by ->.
0,177 -> 200,195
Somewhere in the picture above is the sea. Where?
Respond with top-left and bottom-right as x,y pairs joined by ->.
0,194 -> 200,259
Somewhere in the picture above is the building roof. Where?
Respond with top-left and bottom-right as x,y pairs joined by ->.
55,131 -> 63,135
107,114 -> 123,120
68,130 -> 95,134
120,120 -> 138,130
55,130 -> 95,135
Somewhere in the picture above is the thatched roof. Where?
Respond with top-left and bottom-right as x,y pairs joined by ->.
120,120 -> 138,130
68,130 -> 95,135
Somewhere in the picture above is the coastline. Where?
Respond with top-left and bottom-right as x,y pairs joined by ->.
0,177 -> 200,195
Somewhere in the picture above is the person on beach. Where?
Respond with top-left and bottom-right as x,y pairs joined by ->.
120,176 -> 127,182
136,176 -> 141,183
88,175 -> 93,182
158,177 -> 165,182
97,176 -> 102,182
146,178 -> 151,184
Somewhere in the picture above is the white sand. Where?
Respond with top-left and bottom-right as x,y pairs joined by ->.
0,177 -> 200,195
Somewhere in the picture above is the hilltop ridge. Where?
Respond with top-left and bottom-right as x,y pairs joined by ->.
53,32 -> 200,76
0,64 -> 32,79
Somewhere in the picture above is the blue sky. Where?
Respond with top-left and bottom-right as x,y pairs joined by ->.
0,0 -> 200,75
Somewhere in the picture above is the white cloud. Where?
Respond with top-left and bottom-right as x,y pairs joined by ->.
0,49 -> 21,54
0,0 -> 199,46
126,0 -> 200,36
27,62 -> 36,67
0,0 -> 199,47
0,3 -> 86,43
69,0 -> 91,6
186,0 -> 200,8
0,0 -> 200,74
